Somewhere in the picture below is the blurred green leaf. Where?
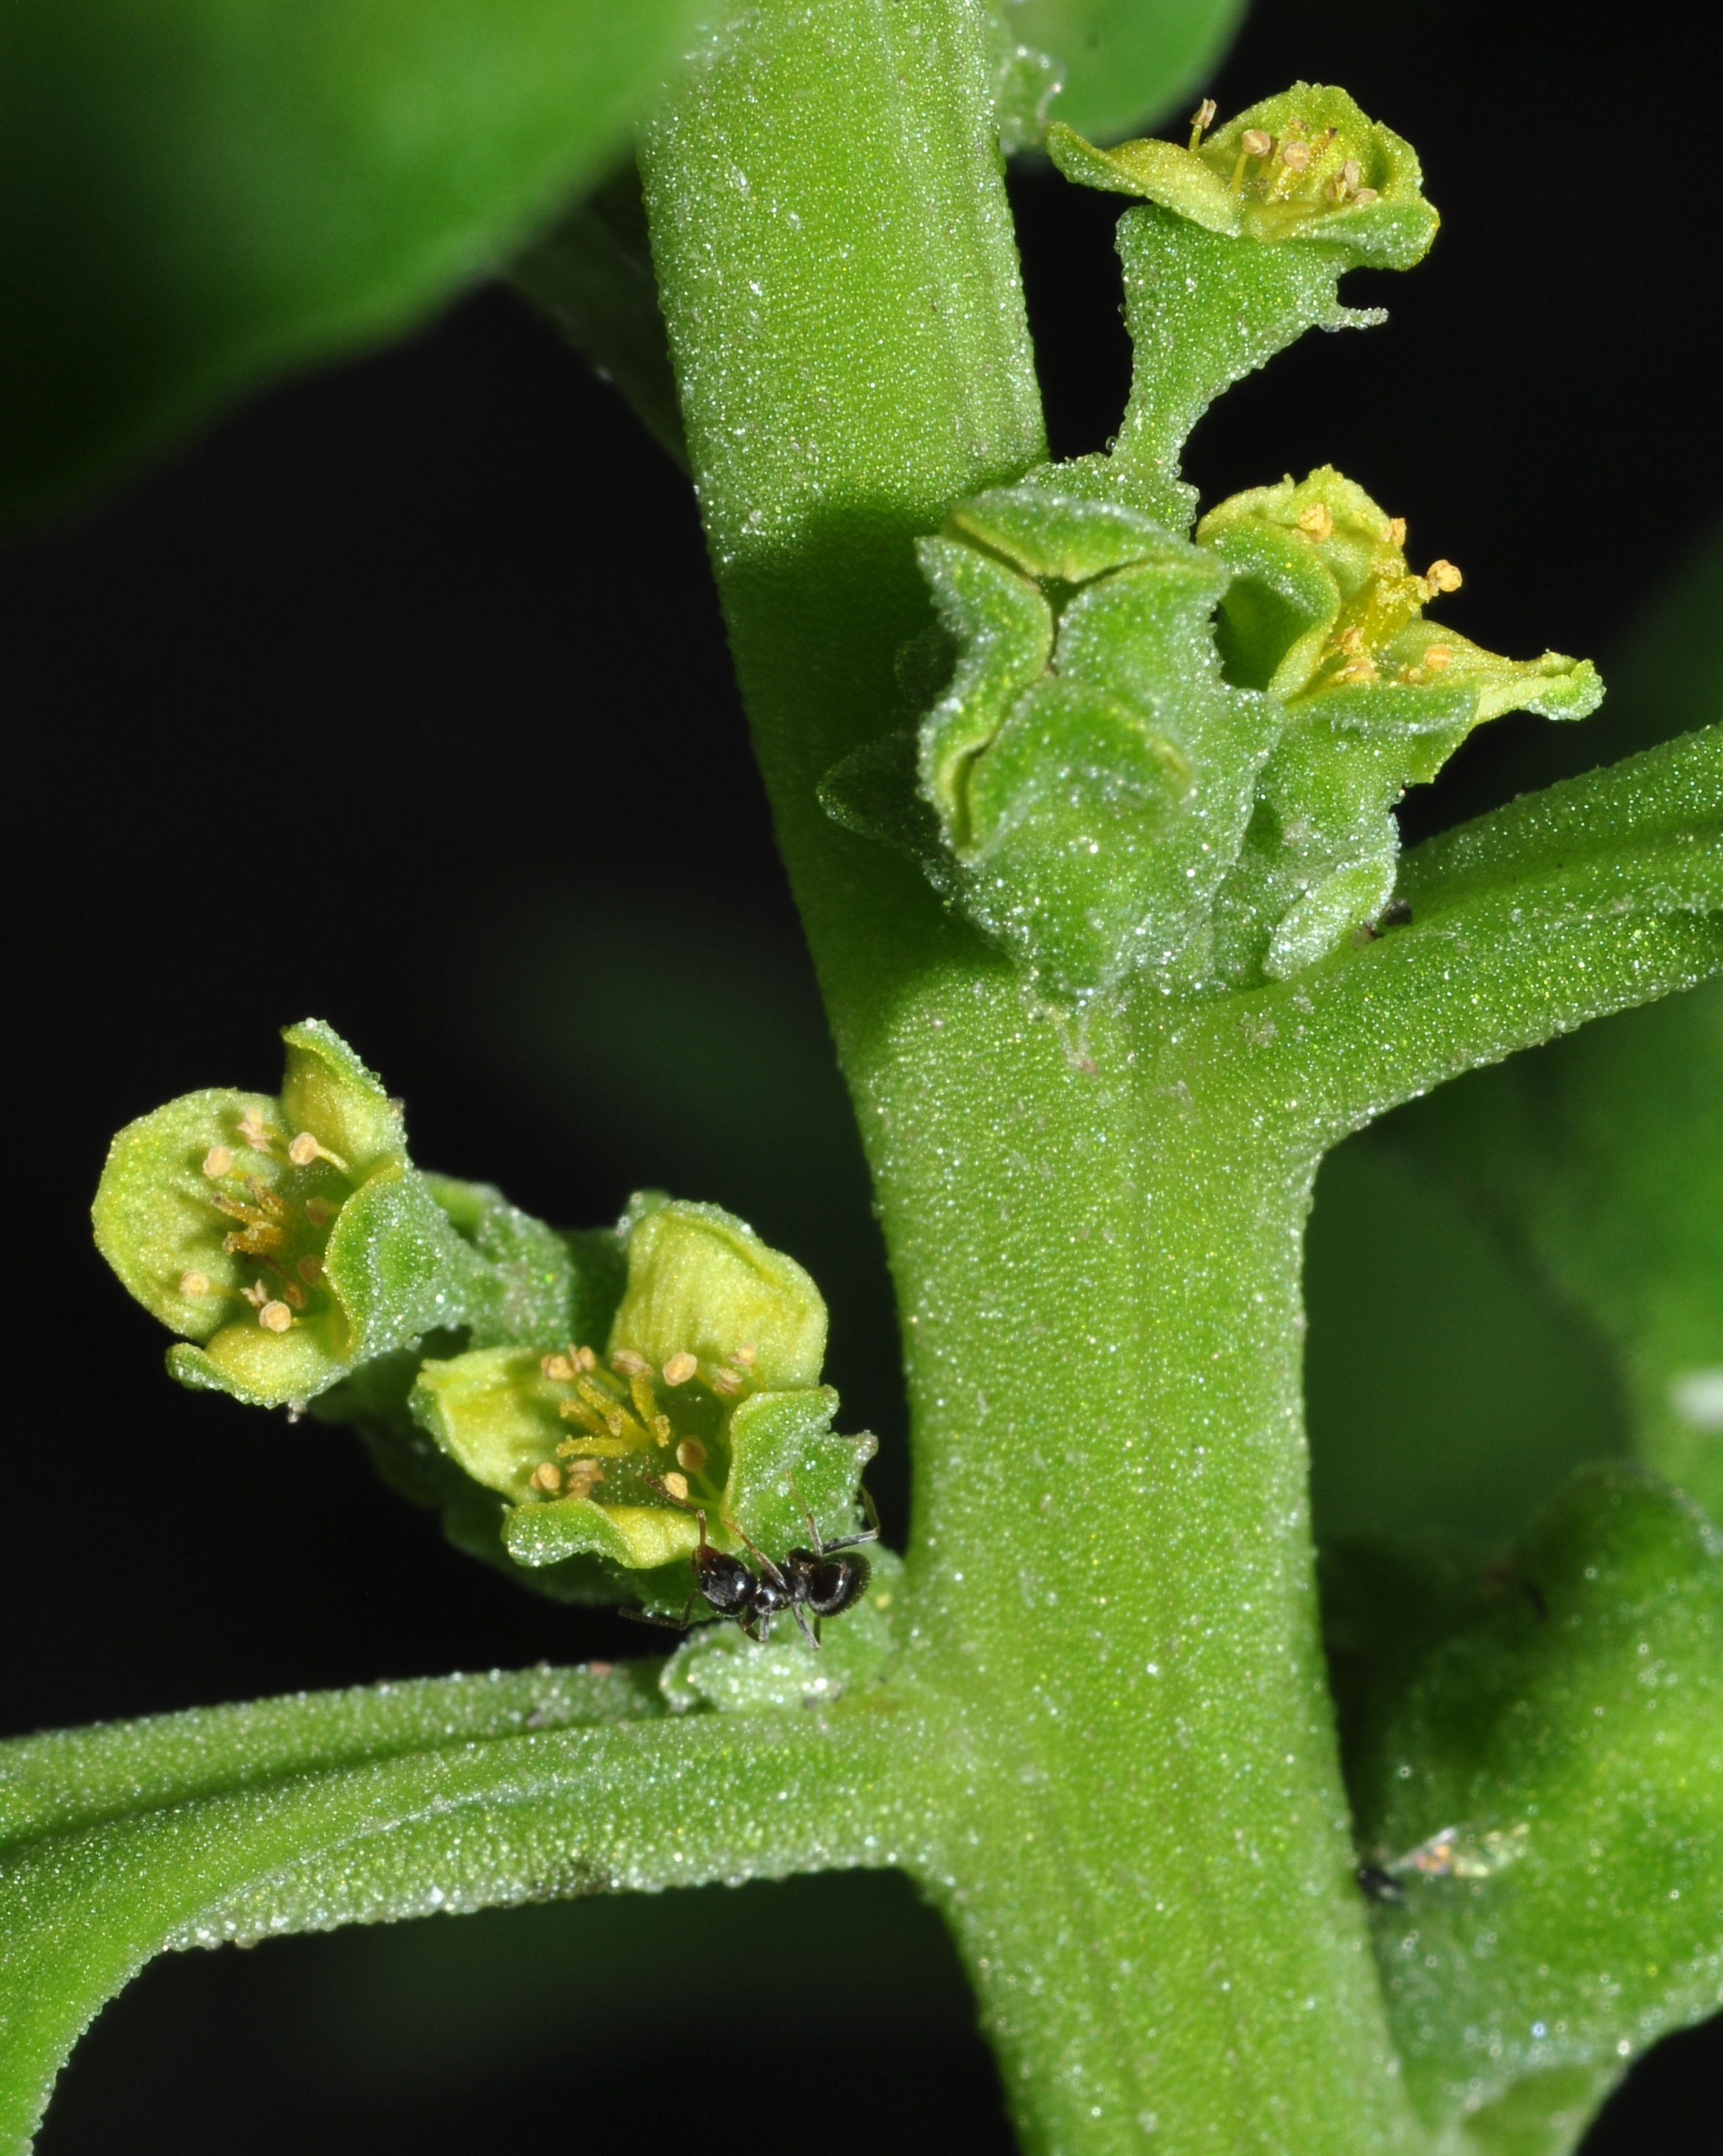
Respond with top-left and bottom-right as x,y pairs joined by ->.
1350,1469 -> 1723,2154
0,0 -> 705,531
993,0 -> 1246,147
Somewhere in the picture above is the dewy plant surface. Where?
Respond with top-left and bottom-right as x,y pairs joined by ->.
4,7 -> 1720,2156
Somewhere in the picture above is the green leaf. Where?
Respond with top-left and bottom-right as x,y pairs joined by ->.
0,1670 -> 901,2155
992,0 -> 1246,147
0,0 -> 707,532
1350,1469 -> 1723,2152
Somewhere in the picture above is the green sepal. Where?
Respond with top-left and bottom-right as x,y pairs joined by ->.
612,1200 -> 827,1392
992,0 -> 1245,152
897,485 -> 1279,995
1353,1468 -> 1723,2146
1046,83 -> 1436,267
422,1175 -> 624,1350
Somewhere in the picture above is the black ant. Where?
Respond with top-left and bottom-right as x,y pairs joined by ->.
628,1481 -> 879,1649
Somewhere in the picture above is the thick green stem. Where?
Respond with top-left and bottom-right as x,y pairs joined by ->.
641,7 -> 1419,2149
868,979 -> 1419,2152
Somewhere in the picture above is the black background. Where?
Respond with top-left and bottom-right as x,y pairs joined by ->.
4,1 -> 1717,2146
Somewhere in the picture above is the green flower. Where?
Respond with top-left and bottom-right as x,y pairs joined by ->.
1200,467 -> 1603,978
93,1020 -> 488,1407
1046,81 -> 1437,269
413,1200 -> 875,1611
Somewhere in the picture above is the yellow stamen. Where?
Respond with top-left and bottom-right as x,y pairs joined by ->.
1424,645 -> 1452,673
1426,560 -> 1463,593
611,1349 -> 650,1379
1296,502 -> 1334,543
1188,98 -> 1218,151
1386,516 -> 1407,549
202,1146 -> 235,1179
287,1131 -> 350,1173
237,1110 -> 277,1154
661,1471 -> 690,1503
259,1299 -> 293,1333
662,1352 -> 698,1386
542,1352 -> 575,1381
529,1461 -> 563,1493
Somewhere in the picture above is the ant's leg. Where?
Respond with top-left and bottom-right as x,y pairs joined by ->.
820,1481 -> 881,1554
620,1591 -> 699,1633
790,1600 -> 822,1651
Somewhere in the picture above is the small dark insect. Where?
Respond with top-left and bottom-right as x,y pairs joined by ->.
1377,897 -> 1414,929
628,1482 -> 879,1649
1356,1863 -> 1405,1905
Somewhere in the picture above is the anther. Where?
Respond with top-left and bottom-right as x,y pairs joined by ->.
298,1254 -> 322,1285
280,1280 -> 308,1310
575,1345 -> 598,1373
677,1438 -> 708,1473
237,1110 -> 276,1154
1423,645 -> 1452,672
529,1462 -> 563,1493
661,1471 -> 691,1503
710,1367 -> 744,1397
179,1269 -> 211,1297
1426,560 -> 1463,593
732,1345 -> 758,1368
202,1146 -> 235,1178
662,1352 -> 698,1386
1386,516 -> 1407,548
1338,624 -> 1365,654
542,1352 -> 576,1382
1240,127 -> 1271,158
304,1195 -> 334,1226
611,1349 -> 650,1378
1188,98 -> 1218,150
1337,656 -> 1379,683
241,1280 -> 268,1309
258,1299 -> 293,1332
1296,503 -> 1334,542
564,1459 -> 605,1497
1280,140 -> 1313,172
1353,187 -> 1378,205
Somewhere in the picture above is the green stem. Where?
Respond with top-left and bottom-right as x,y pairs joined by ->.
641,6 -> 1419,2149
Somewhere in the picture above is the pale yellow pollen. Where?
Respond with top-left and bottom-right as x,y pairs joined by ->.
611,1349 -> 650,1378
529,1461 -> 563,1494
179,1269 -> 211,1297
1338,623 -> 1366,654
202,1146 -> 235,1178
542,1352 -> 576,1382
1240,128 -> 1271,158
662,1352 -> 698,1387
677,1438 -> 708,1474
1424,645 -> 1453,672
565,1459 -> 605,1497
304,1195 -> 334,1226
653,1414 -> 673,1447
1426,560 -> 1463,593
1296,502 -> 1334,542
1337,656 -> 1379,683
258,1299 -> 293,1333
1386,516 -> 1408,548
661,1471 -> 690,1503
1188,97 -> 1218,150
298,1254 -> 323,1286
